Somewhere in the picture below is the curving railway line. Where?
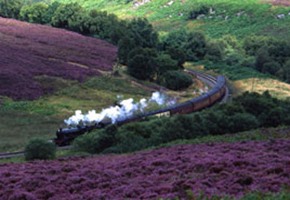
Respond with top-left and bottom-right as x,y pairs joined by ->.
0,71 -> 229,159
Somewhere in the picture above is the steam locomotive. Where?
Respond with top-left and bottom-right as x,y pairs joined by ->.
54,75 -> 227,146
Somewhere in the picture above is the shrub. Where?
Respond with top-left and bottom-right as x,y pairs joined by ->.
188,5 -> 210,20
205,40 -> 225,61
159,70 -> 193,90
19,2 -> 48,24
127,48 -> 157,80
24,138 -> 56,161
262,61 -> 281,75
73,125 -> 117,154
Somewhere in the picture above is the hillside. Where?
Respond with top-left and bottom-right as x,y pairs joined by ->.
0,17 -> 117,100
48,0 -> 290,99
0,1 -> 289,199
1,139 -> 290,199
53,0 -> 290,39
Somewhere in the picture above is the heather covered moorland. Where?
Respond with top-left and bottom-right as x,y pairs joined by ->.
0,17 -> 117,100
1,140 -> 290,199
0,1 -> 290,199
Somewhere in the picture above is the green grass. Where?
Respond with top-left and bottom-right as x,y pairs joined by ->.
0,110 -> 60,152
51,0 -> 290,40
179,189 -> 290,200
0,75 -> 151,152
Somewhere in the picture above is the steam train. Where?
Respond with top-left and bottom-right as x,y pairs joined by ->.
54,75 -> 227,146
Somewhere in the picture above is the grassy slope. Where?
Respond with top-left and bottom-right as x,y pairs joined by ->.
51,0 -> 290,98
52,0 -> 290,38
1,0 -> 287,151
0,17 -> 117,100
0,18 -> 153,152
0,74 -> 155,152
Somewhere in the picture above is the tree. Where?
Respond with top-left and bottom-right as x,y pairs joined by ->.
255,47 -> 271,72
51,3 -> 83,28
206,40 -> 225,61
186,31 -> 207,61
165,47 -> 186,67
262,61 -> 281,75
158,70 -> 193,90
243,35 -> 269,56
154,53 -> 178,77
282,60 -> 290,83
19,3 -> 48,24
43,1 -> 62,24
118,37 -> 136,64
127,18 -> 158,48
161,29 -> 208,61
127,48 -> 157,80
0,0 -> 23,18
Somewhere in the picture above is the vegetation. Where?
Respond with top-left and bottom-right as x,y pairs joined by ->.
158,70 -> 193,90
3,0 -> 290,86
73,92 -> 290,154
3,135 -> 290,199
24,138 -> 56,161
0,0 -> 290,198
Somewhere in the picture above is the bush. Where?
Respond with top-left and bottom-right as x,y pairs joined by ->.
159,70 -> 193,90
73,125 -> 117,154
24,138 -> 56,161
205,40 -> 225,61
188,5 -> 210,20
127,48 -> 157,80
262,61 -> 281,75
19,3 -> 49,24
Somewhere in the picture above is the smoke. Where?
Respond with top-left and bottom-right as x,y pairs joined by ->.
64,92 -> 175,126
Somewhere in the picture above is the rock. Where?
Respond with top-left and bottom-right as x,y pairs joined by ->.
133,0 -> 151,8
237,11 -> 245,17
197,14 -> 206,19
209,7 -> 215,15
167,0 -> 174,6
277,14 -> 285,19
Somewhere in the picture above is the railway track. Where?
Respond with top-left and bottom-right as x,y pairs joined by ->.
0,70 -> 229,159
0,146 -> 71,160
0,151 -> 25,159
187,70 -> 230,103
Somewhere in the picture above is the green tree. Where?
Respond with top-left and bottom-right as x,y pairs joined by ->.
0,0 -> 23,18
158,70 -> 193,90
165,46 -> 186,67
262,61 -> 281,75
43,1 -> 62,24
118,37 -> 137,64
282,60 -> 290,83
154,53 -> 178,77
206,40 -> 225,61
127,48 -> 157,80
127,18 -> 158,49
186,31 -> 207,61
243,35 -> 270,56
118,18 -> 158,65
51,3 -> 83,28
255,47 -> 271,71
161,29 -> 207,61
19,2 -> 48,24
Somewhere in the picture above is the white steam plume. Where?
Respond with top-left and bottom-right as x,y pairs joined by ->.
64,92 -> 175,126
